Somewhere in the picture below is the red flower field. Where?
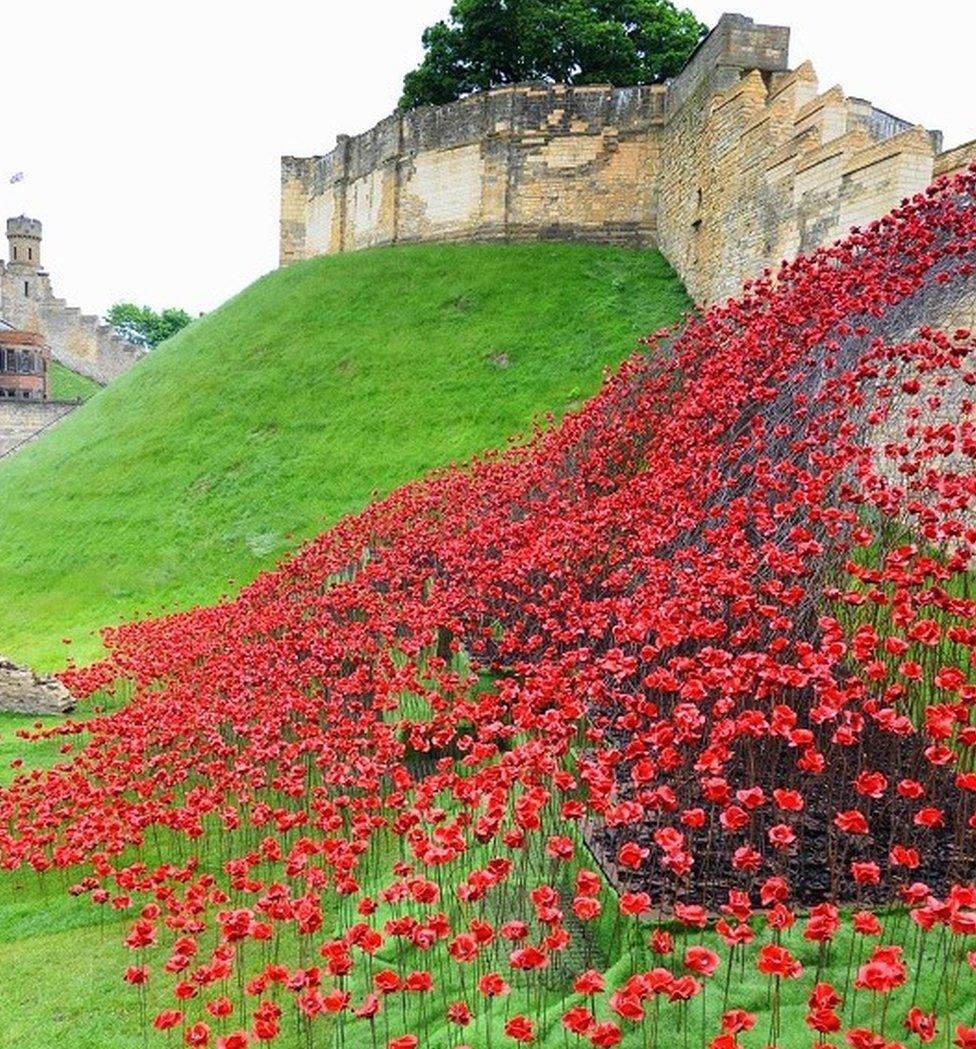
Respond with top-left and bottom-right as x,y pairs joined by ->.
5,167 -> 976,1046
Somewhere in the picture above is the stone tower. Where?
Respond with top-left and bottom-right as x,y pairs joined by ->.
6,216 -> 42,268
0,215 -> 144,383
1,216 -> 51,332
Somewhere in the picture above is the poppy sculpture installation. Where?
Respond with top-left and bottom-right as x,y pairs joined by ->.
5,167 -> 976,1047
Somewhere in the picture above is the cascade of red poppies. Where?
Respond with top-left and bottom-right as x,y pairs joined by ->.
4,168 -> 976,1047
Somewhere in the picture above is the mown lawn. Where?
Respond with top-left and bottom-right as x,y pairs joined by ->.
48,361 -> 102,402
0,243 -> 690,671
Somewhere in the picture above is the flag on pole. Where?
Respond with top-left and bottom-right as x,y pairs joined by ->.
8,172 -> 24,184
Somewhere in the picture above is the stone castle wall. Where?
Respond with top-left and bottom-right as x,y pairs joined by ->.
282,83 -> 667,263
0,399 -> 76,458
0,218 -> 144,386
281,13 -> 976,306
653,12 -> 959,303
0,265 -> 144,385
33,296 -> 142,385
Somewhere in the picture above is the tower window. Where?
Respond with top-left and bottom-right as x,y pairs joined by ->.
28,248 -> 32,261
24,281 -> 29,296
12,246 -> 17,260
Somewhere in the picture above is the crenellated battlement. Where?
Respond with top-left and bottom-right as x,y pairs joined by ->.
281,13 -> 976,305
0,216 -> 145,385
6,216 -> 42,240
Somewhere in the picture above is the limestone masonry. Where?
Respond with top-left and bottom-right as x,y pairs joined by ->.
0,655 -> 74,715
281,13 -> 976,306
0,217 -> 144,386
0,217 -> 146,457
0,399 -> 77,458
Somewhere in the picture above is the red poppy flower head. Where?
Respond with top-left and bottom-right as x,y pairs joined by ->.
684,945 -> 720,976
477,972 -> 510,998
504,1015 -> 535,1043
721,1009 -> 755,1033
589,1021 -> 622,1047
573,969 -> 605,995
757,944 -> 803,979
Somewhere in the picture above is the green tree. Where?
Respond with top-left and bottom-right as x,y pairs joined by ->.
106,303 -> 194,349
400,0 -> 706,109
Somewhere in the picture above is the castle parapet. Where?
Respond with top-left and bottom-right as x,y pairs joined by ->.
282,81 -> 668,265
282,12 -> 970,306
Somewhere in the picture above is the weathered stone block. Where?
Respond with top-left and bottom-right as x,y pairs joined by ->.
0,656 -> 75,715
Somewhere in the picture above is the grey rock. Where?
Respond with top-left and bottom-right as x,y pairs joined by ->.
0,655 -> 75,715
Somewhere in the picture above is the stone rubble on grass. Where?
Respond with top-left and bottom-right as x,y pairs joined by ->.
0,655 -> 74,715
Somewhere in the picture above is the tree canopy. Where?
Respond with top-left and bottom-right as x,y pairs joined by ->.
106,303 -> 194,349
400,0 -> 707,110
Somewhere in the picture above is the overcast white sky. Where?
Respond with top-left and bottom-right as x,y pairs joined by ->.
1,1 -> 972,318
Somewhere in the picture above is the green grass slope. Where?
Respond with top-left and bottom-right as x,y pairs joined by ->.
0,243 -> 688,670
48,361 -> 102,401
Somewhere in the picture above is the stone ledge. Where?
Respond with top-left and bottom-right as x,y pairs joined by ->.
935,140 -> 976,178
842,126 -> 935,178
767,60 -> 818,104
0,656 -> 75,715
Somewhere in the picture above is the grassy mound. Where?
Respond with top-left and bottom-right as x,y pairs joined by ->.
0,243 -> 688,669
48,361 -> 101,401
